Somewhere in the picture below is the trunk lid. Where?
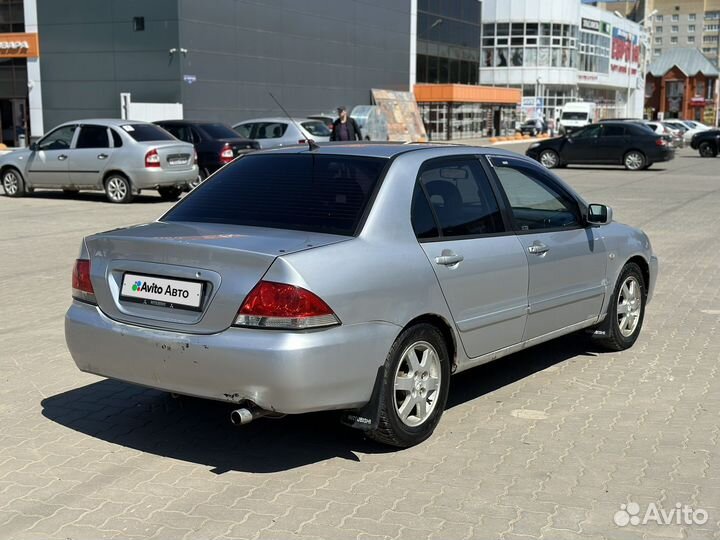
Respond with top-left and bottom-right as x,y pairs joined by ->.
86,221 -> 349,333
217,137 -> 260,155
146,141 -> 195,171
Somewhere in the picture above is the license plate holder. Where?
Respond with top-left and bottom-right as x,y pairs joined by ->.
120,272 -> 204,312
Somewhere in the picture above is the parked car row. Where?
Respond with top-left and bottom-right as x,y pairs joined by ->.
0,114 -> 340,203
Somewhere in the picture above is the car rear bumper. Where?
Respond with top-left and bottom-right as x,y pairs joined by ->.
65,301 -> 399,414
651,148 -> 674,162
128,166 -> 198,190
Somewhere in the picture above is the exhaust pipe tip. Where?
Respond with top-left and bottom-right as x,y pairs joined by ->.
230,408 -> 254,426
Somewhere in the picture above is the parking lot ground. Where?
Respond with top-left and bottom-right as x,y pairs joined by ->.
1,147 -> 719,540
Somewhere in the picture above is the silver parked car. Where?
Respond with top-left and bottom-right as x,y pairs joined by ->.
0,119 -> 198,203
65,144 -> 657,447
232,117 -> 331,149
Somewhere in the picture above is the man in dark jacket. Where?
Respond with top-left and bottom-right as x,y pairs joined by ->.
330,106 -> 362,141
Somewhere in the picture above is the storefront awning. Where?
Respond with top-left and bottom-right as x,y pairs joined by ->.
414,84 -> 521,105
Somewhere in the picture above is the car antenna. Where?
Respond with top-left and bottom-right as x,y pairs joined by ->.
268,92 -> 319,152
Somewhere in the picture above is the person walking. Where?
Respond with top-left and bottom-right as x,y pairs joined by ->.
330,106 -> 362,141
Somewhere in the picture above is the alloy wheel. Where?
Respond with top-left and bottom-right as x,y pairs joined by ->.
393,341 -> 442,427
106,177 -> 128,202
540,150 -> 559,168
625,152 -> 644,170
3,171 -> 18,195
617,276 -> 642,337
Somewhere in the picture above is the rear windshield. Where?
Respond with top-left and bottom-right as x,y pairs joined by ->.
301,121 -> 331,137
121,124 -> 175,142
561,112 -> 588,120
198,123 -> 242,139
163,154 -> 387,236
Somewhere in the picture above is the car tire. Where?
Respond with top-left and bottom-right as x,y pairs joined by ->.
539,149 -> 560,169
104,174 -> 134,204
2,168 -> 26,197
367,323 -> 451,448
158,186 -> 182,201
623,150 -> 645,171
698,142 -> 718,158
594,262 -> 646,352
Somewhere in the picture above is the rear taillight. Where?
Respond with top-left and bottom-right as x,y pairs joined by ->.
72,259 -> 96,304
233,281 -> 340,329
656,138 -> 667,147
193,149 -> 198,165
298,139 -> 308,144
219,143 -> 234,164
145,148 -> 161,168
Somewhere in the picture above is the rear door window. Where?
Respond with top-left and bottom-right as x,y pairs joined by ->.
416,158 -> 505,238
76,125 -> 110,149
163,154 -> 387,236
162,124 -> 194,143
254,122 -> 288,139
199,123 -> 241,139
120,124 -> 175,142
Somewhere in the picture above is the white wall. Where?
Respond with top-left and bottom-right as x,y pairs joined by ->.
23,0 -> 43,139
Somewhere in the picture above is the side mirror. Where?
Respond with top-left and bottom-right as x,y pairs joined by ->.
586,203 -> 613,226
29,142 -> 37,151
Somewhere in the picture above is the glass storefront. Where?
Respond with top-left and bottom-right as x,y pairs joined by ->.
481,22 -> 579,68
420,102 -> 519,140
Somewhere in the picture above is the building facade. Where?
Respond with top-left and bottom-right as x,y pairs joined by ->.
34,0 -> 412,136
480,0 -> 645,121
645,47 -> 719,123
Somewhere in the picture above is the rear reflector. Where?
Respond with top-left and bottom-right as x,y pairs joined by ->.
145,148 -> 161,168
234,281 -> 340,330
72,259 -> 96,304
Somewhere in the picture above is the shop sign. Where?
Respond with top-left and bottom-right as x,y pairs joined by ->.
0,32 -> 39,58
689,97 -> 706,107
582,18 -> 611,34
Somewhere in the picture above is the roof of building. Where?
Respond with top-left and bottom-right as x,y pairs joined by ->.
648,48 -> 720,78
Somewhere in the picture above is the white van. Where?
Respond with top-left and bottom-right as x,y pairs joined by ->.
559,102 -> 597,135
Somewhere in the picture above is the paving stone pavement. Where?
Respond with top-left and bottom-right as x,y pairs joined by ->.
0,146 -> 718,540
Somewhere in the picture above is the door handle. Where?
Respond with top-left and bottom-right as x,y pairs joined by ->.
528,241 -> 550,255
434,251 -> 464,266
58,154 -> 68,161
97,153 -> 108,160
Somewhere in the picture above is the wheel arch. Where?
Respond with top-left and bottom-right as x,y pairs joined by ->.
401,313 -> 458,372
625,255 -> 650,297
102,169 -> 133,187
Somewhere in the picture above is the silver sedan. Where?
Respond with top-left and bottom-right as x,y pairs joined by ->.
1,119 -> 197,203
65,144 -> 657,447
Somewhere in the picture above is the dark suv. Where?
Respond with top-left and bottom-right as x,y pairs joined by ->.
690,129 -> 720,157
155,120 -> 259,187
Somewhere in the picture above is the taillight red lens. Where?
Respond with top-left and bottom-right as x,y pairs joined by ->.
72,259 -> 96,304
219,144 -> 234,164
193,149 -> 198,165
298,139 -> 307,144
234,281 -> 339,329
145,148 -> 161,168
656,138 -> 667,147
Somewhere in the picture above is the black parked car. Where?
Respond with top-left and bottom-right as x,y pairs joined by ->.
690,129 -> 720,157
154,120 -> 259,188
517,119 -> 547,136
526,121 -> 674,171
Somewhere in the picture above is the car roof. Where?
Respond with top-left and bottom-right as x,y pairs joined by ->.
55,118 -> 156,127
249,142 -> 518,159
233,117 -> 324,126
